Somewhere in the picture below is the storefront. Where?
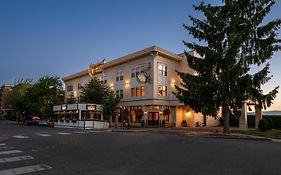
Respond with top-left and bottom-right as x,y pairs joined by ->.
53,103 -> 109,129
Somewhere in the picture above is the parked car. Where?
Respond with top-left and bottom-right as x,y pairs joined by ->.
38,119 -> 49,127
26,115 -> 40,126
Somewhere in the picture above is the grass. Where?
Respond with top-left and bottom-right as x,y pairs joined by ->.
232,129 -> 281,139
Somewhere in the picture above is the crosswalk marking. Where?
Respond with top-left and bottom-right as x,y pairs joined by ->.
0,164 -> 52,175
0,150 -> 22,155
0,144 -> 6,146
0,155 -> 34,163
56,132 -> 72,135
12,136 -> 29,139
0,147 -> 15,150
37,133 -> 51,137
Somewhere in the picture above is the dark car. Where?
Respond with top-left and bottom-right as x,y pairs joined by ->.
38,119 -> 49,127
26,116 -> 40,126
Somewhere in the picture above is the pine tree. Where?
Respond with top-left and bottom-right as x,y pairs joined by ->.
174,0 -> 281,133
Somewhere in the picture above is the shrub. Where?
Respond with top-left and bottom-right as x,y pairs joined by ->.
258,119 -> 267,132
266,118 -> 273,130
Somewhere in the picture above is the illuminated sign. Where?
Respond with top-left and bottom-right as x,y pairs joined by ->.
90,64 -> 102,75
87,105 -> 96,111
61,104 -> 67,110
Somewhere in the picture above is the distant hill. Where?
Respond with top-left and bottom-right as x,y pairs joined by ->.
248,110 -> 281,116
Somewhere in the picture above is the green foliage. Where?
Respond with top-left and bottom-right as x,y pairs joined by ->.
258,119 -> 267,132
266,118 -> 273,130
102,93 -> 120,119
7,76 -> 64,119
80,78 -> 111,104
174,0 -> 281,133
25,76 -> 64,119
7,79 -> 33,113
67,92 -> 77,104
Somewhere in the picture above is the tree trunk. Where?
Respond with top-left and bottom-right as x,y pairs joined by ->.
109,115 -> 112,128
115,115 -> 118,128
222,99 -> 230,134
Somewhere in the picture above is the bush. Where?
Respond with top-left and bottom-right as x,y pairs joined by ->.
258,119 -> 267,132
266,118 -> 273,130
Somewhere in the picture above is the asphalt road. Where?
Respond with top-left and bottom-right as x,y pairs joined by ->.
0,121 -> 281,175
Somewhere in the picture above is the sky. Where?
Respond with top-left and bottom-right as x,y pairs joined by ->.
0,0 -> 280,111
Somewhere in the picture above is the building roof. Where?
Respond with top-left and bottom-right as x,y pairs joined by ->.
101,46 -> 184,69
63,69 -> 89,82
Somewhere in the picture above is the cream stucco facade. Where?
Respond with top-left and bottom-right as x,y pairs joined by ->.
63,46 -> 220,128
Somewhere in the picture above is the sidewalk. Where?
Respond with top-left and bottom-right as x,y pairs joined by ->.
112,126 -> 281,142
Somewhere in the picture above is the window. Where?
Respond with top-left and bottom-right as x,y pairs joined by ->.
116,71 -> 124,82
116,90 -> 124,99
131,88 -> 136,97
78,83 -> 82,90
131,64 -> 146,78
158,86 -> 167,96
140,86 -> 145,96
158,64 -> 167,76
136,87 -> 140,96
131,86 -> 145,97
67,85 -> 73,92
131,68 -> 136,78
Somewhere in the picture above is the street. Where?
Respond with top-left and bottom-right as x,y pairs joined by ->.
0,121 -> 281,175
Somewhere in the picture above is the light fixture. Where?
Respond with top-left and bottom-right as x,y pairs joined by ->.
125,81 -> 130,87
171,80 -> 176,87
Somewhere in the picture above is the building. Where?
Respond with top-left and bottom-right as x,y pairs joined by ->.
63,46 -> 220,127
0,84 -> 13,118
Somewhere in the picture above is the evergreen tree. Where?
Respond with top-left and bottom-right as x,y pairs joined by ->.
80,78 -> 111,104
174,0 -> 280,133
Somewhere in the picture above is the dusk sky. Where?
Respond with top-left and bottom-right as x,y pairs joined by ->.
0,0 -> 280,110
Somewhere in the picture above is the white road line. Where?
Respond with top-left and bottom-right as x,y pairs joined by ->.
37,133 -> 51,137
0,150 -> 22,155
0,164 -> 52,175
0,156 -> 34,163
73,131 -> 87,134
56,132 -> 72,135
0,147 -> 15,150
0,144 -> 6,146
12,136 -> 29,139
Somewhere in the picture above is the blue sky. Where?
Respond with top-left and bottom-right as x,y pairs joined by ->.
0,0 -> 280,110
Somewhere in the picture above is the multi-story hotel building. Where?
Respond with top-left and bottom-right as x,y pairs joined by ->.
63,46 -> 219,128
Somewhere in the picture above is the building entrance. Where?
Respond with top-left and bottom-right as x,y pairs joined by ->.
148,112 -> 159,127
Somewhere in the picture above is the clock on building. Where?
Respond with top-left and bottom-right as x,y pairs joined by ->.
137,72 -> 147,83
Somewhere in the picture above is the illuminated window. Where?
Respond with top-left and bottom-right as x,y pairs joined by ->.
131,87 -> 145,97
136,87 -> 140,96
158,64 -> 167,76
158,86 -> 167,96
131,88 -> 136,97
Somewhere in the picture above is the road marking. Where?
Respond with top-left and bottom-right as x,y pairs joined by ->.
0,150 -> 22,155
56,132 -> 72,135
0,143 -> 6,146
0,155 -> 34,163
0,147 -> 15,150
73,131 -> 87,134
0,164 -> 52,175
37,133 -> 51,137
12,136 -> 29,139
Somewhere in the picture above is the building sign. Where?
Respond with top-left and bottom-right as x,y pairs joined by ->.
61,104 -> 67,110
87,105 -> 96,111
90,64 -> 102,75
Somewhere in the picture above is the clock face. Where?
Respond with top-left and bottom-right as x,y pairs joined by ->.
137,73 -> 147,83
